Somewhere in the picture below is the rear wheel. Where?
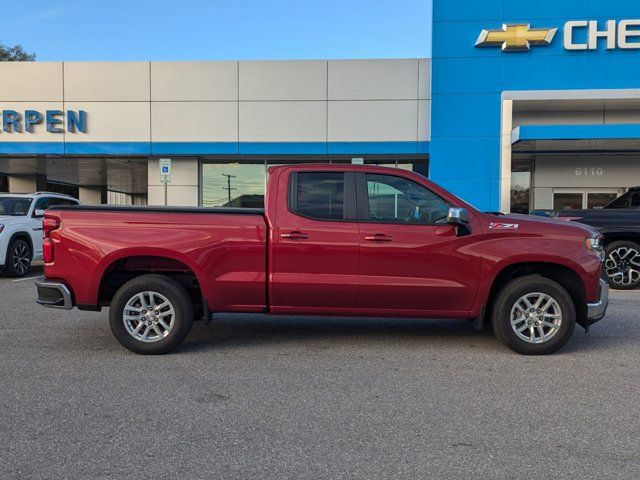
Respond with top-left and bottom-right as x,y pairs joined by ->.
491,275 -> 576,355
4,238 -> 32,278
109,274 -> 194,354
603,240 -> 640,290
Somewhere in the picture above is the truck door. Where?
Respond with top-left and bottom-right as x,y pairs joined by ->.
355,172 -> 482,316
270,170 -> 359,313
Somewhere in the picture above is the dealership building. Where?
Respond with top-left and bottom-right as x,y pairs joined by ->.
1,0 -> 640,213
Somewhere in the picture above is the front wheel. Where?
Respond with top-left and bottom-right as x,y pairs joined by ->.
109,274 -> 194,354
491,275 -> 576,355
4,238 -> 32,278
603,240 -> 640,290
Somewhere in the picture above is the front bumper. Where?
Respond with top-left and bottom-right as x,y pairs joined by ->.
35,280 -> 73,310
587,279 -> 609,323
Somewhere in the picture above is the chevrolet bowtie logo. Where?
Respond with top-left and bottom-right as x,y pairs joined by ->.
475,24 -> 557,51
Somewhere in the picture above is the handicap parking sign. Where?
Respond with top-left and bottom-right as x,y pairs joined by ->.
159,158 -> 172,183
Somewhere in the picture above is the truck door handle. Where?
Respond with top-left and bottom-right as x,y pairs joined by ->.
280,231 -> 309,240
364,234 -> 393,242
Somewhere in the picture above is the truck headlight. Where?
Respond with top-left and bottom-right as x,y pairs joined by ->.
586,236 -> 604,261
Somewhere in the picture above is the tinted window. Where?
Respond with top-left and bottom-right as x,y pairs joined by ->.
49,198 -> 77,207
292,172 -> 345,220
365,174 -> 449,224
34,197 -> 57,211
631,193 -> 640,208
34,197 -> 77,212
0,197 -> 32,216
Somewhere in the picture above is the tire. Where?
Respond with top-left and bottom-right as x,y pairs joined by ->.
603,240 -> 640,290
491,275 -> 576,355
4,237 -> 32,278
109,274 -> 194,354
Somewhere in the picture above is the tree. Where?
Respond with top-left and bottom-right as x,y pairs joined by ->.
0,43 -> 36,61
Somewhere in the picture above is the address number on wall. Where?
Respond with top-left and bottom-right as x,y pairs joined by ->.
575,168 -> 604,176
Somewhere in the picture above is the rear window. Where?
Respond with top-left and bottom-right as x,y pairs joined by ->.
606,193 -> 629,209
291,172 -> 345,220
34,197 -> 78,210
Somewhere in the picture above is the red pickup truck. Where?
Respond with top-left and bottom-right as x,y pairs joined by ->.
36,164 -> 608,355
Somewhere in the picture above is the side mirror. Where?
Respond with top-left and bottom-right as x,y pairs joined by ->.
447,207 -> 471,236
447,207 -> 470,225
34,209 -> 45,218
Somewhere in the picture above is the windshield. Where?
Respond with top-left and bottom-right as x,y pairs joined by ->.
0,197 -> 33,216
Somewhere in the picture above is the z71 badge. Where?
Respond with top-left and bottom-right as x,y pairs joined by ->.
489,222 -> 520,230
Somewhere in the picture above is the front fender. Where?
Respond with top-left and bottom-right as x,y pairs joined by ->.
473,233 -> 602,312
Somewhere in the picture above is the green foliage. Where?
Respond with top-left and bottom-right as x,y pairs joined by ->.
0,44 -> 36,61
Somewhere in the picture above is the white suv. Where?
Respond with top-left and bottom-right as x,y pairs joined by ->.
0,192 -> 80,277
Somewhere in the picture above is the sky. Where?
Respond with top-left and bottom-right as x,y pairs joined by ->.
0,0 -> 432,61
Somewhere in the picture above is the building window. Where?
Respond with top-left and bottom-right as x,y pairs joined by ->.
510,157 -> 532,214
0,175 -> 7,192
202,161 -> 267,208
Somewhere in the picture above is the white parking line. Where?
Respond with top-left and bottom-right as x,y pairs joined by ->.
12,275 -> 44,283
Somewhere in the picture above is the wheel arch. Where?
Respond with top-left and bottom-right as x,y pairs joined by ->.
8,231 -> 33,252
486,262 -> 587,327
601,233 -> 640,247
96,254 -> 207,319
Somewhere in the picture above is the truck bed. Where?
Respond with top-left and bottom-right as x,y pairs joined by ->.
44,205 -> 268,312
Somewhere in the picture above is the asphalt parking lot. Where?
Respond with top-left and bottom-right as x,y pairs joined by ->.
1,268 -> 639,480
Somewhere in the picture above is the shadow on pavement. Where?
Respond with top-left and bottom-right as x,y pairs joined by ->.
179,314 -> 501,353
177,310 -> 637,355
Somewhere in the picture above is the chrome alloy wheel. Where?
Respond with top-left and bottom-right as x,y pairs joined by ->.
605,246 -> 640,287
12,242 -> 30,276
123,291 -> 175,343
510,292 -> 562,344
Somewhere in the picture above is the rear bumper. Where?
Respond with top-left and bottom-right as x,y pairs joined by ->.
35,280 -> 73,310
587,279 -> 609,323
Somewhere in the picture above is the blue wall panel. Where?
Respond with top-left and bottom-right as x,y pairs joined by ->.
432,58 -> 502,94
503,0 -> 588,19
0,141 -> 428,157
589,0 -> 640,18
501,55 -> 589,91
431,0 -> 640,212
431,94 -> 501,138
432,21 -> 503,59
0,142 -> 64,155
429,137 -> 496,180
436,179 -> 496,210
587,55 -> 640,89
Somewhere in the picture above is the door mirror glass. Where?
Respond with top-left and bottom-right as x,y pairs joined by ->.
447,207 -> 470,226
33,209 -> 45,218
